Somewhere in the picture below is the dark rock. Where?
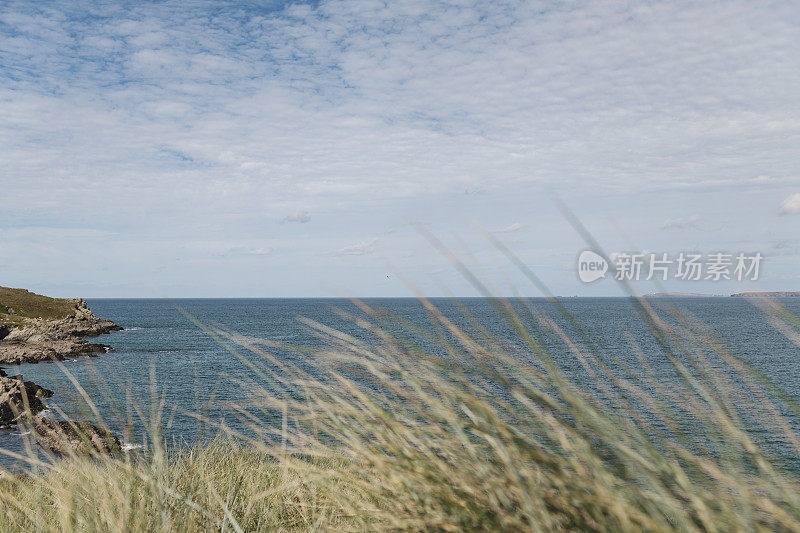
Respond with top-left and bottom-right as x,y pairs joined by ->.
0,376 -> 53,426
33,418 -> 121,456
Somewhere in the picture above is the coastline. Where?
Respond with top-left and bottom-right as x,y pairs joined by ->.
0,288 -> 123,454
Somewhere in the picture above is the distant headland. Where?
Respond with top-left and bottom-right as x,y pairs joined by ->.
730,291 -> 800,298
0,286 -> 122,365
644,292 -> 726,298
645,291 -> 800,298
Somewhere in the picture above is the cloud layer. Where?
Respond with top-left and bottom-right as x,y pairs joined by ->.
661,215 -> 701,230
282,211 -> 311,224
779,194 -> 800,215
0,0 -> 798,296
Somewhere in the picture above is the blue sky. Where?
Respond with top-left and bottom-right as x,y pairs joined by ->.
0,0 -> 798,297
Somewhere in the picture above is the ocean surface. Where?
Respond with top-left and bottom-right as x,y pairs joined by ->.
2,297 -> 800,472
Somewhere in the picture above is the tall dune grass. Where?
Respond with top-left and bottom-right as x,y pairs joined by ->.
2,249 -> 800,531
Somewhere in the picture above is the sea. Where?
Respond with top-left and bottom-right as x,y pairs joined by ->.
2,297 -> 800,472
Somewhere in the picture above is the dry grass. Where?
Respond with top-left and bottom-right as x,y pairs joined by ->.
0,439 -> 382,531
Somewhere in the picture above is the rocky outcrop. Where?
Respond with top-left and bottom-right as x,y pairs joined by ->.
33,418 -> 121,456
0,375 -> 53,426
1,377 -> 122,456
0,299 -> 122,364
0,291 -> 124,455
1,375 -> 121,455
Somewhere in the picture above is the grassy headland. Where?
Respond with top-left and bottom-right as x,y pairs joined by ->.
0,286 -> 121,365
0,286 -> 80,327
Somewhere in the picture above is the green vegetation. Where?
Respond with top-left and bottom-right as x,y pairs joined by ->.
0,286 -> 78,326
2,253 -> 800,530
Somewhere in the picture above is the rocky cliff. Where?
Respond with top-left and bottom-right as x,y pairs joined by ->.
0,289 -> 122,364
0,287 -> 123,455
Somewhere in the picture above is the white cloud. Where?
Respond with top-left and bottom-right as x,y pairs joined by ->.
753,175 -> 775,183
229,247 -> 273,256
281,210 -> 311,224
661,215 -> 701,230
322,238 -> 378,256
779,193 -> 800,215
495,222 -> 524,233
0,227 -> 118,239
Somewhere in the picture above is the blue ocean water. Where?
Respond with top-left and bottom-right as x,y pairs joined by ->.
2,297 -> 800,471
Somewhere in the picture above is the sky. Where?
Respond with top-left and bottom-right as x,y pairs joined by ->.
0,0 -> 798,298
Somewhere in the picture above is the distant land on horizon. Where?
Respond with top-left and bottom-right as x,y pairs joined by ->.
644,292 -> 727,298
4,285 -> 800,301
645,291 -> 800,298
730,291 -> 800,298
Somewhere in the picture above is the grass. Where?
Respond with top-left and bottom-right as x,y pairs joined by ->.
0,286 -> 79,326
2,250 -> 800,531
0,440 -> 382,531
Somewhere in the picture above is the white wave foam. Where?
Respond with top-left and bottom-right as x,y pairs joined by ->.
121,443 -> 143,451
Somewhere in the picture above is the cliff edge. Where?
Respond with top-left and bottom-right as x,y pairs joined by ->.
0,286 -> 122,364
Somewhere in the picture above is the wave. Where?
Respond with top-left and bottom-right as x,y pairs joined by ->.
121,442 -> 143,451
